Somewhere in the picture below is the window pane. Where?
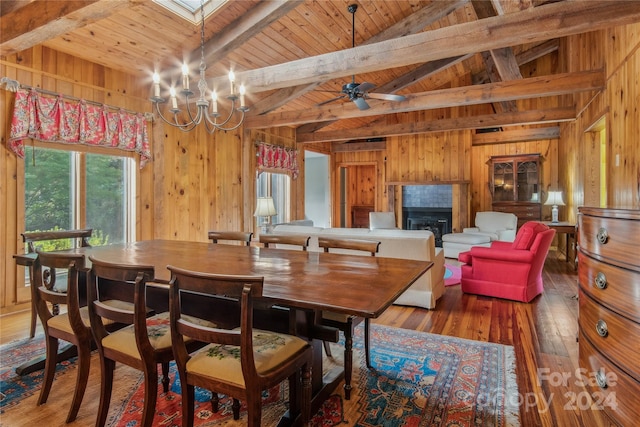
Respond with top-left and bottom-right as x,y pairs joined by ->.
86,154 -> 128,245
24,146 -> 73,234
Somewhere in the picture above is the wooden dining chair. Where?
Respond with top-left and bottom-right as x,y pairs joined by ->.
167,265 -> 313,427
87,256 -> 212,427
208,231 -> 253,246
317,236 -> 380,400
31,250 -> 91,423
21,229 -> 93,338
259,234 -> 310,251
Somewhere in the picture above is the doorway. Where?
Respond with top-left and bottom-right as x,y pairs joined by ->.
584,117 -> 607,207
304,151 -> 331,227
338,164 -> 376,228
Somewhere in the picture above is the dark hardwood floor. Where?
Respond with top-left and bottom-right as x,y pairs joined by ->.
0,250 -> 612,426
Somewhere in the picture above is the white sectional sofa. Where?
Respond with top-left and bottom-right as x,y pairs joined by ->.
270,224 -> 445,309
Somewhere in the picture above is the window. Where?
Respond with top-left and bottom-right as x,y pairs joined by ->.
24,146 -> 136,248
256,172 -> 290,225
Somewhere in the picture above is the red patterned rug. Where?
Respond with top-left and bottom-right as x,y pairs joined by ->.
109,325 -> 519,426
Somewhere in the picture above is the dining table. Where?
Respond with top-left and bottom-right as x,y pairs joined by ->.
15,239 -> 433,419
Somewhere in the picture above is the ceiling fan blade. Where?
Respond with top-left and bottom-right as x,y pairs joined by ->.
355,82 -> 375,93
352,97 -> 370,110
367,93 -> 407,102
317,95 -> 346,106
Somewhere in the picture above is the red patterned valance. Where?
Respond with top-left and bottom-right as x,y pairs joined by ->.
8,89 -> 151,167
256,141 -> 298,179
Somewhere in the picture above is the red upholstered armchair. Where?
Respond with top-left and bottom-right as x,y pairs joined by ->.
457,222 -> 556,302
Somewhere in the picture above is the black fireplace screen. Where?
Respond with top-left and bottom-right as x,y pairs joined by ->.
402,207 -> 452,247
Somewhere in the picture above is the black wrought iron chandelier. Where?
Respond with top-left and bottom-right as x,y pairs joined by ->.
150,0 -> 248,133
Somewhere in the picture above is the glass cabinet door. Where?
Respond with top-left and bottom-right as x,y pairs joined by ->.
492,162 -> 514,202
516,161 -> 540,202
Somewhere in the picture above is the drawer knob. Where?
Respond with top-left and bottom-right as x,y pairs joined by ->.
596,227 -> 608,244
595,369 -> 608,389
595,272 -> 608,289
596,319 -> 608,337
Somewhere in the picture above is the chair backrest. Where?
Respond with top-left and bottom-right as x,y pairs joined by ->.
87,256 -> 155,347
32,250 -> 87,333
167,265 -> 264,378
259,234 -> 310,251
318,237 -> 380,256
474,212 -> 517,232
22,229 -> 93,253
369,212 -> 397,230
208,231 -> 253,246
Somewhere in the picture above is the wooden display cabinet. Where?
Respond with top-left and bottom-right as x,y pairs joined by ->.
489,154 -> 542,228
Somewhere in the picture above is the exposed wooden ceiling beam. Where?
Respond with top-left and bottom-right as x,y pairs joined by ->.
0,0 -> 132,55
332,141 -> 387,152
474,39 -> 559,84
201,0 -> 304,64
297,107 -> 575,143
219,1 -> 640,93
472,0 -> 522,113
247,69 -> 602,128
295,53 -> 473,135
472,127 -> 560,145
250,0 -> 467,116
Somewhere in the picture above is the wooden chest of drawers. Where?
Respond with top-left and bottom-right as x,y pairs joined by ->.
492,202 -> 541,229
578,207 -> 640,426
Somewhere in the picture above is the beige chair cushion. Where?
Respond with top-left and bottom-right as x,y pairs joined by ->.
102,312 -> 215,360
48,307 -> 90,334
47,300 -> 137,334
186,329 -> 309,387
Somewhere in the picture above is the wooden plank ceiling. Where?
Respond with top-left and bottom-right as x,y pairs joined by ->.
3,0 -> 640,145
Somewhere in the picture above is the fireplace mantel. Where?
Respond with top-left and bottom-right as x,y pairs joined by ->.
386,180 -> 470,185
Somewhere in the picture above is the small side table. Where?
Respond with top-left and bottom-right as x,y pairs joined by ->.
541,221 -> 576,265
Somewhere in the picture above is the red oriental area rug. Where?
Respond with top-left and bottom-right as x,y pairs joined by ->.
109,325 -> 519,427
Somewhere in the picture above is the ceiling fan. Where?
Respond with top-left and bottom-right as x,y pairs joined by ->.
317,4 -> 406,111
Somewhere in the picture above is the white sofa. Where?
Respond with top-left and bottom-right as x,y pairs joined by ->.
270,224 -> 445,309
442,211 -> 518,258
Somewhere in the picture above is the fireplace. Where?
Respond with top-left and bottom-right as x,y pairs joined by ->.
402,185 -> 452,247
402,207 -> 452,247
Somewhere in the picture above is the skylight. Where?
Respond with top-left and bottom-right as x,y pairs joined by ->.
153,0 -> 228,24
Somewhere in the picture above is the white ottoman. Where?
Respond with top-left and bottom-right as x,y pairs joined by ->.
442,233 -> 492,258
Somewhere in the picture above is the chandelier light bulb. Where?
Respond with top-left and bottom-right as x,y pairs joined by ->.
229,70 -> 235,95
152,72 -> 160,98
169,87 -> 178,110
239,84 -> 246,107
181,63 -> 189,90
211,90 -> 218,114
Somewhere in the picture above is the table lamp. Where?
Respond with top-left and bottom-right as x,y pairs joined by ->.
254,197 -> 277,233
544,191 -> 565,223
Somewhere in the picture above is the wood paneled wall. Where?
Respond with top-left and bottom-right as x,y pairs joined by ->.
559,22 -> 640,220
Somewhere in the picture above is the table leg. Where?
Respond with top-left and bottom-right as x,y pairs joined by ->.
15,342 -> 77,376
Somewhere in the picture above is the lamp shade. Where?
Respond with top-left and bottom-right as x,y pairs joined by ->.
254,197 -> 277,217
544,191 -> 565,206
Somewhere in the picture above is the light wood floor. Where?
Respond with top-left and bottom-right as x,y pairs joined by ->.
0,251 -> 611,426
